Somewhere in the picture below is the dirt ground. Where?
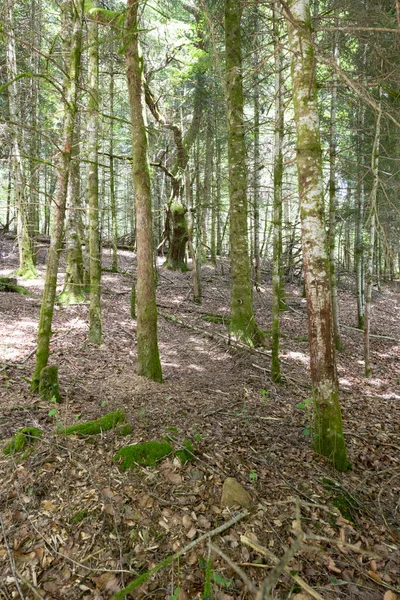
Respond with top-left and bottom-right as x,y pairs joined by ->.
0,237 -> 399,600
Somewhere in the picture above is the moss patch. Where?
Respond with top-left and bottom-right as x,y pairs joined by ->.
175,440 -> 195,464
3,427 -> 43,455
39,365 -> 62,403
113,441 -> 172,472
69,509 -> 89,525
57,410 -> 126,436
322,478 -> 360,522
201,313 -> 230,326
0,277 -> 31,295
115,423 -> 133,436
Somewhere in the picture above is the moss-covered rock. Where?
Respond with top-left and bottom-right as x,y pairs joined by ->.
0,277 -> 31,295
57,410 -> 126,436
115,423 -> 133,436
113,441 -> 172,471
39,365 -> 62,403
3,427 -> 43,455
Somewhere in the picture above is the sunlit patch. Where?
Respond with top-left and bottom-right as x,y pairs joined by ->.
187,363 -> 204,372
0,319 -> 38,361
282,351 -> 309,365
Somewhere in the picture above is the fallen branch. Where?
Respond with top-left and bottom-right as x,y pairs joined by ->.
113,510 -> 249,599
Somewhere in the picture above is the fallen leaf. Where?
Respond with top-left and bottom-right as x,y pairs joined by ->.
383,592 -> 397,600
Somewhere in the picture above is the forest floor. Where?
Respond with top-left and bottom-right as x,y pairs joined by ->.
0,237 -> 399,600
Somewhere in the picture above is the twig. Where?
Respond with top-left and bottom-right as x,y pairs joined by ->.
0,512 -> 25,600
241,535 -> 324,600
210,542 -> 258,596
113,510 -> 249,599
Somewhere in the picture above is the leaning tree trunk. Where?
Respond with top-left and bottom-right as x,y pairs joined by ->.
5,0 -> 37,279
225,0 -> 262,347
287,0 -> 349,471
88,17 -> 102,344
364,102 -> 381,378
31,0 -> 83,390
125,0 -> 162,382
271,0 -> 285,384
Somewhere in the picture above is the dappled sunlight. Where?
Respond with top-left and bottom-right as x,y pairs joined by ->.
281,350 -> 310,366
0,318 -> 37,361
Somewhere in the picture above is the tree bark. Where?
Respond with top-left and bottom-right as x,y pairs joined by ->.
125,0 -> 162,382
271,1 -> 285,384
31,0 -> 84,390
5,0 -> 37,279
287,0 -> 349,471
225,0 -> 262,347
88,17 -> 102,344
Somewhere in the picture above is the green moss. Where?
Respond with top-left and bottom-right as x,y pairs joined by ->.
39,365 -> 62,403
57,410 -> 126,436
115,423 -> 133,436
322,478 -> 359,522
70,509 -> 89,525
3,427 -> 42,455
0,277 -> 31,295
175,440 -> 195,464
113,441 -> 172,471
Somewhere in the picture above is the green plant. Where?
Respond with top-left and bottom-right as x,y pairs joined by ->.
260,388 -> 269,404
249,469 -> 258,484
297,397 -> 313,437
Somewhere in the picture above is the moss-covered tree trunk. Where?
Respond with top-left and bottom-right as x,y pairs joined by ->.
225,0 -> 261,346
271,1 -> 285,383
5,1 -> 37,280
186,169 -> 201,303
287,0 -> 349,471
88,18 -> 102,344
364,103 -> 381,378
31,1 -> 83,391
125,0 -> 162,382
58,116 -> 85,305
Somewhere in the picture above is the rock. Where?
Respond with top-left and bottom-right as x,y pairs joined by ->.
221,477 -> 251,508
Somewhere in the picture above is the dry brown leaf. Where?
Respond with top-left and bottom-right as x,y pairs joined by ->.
186,526 -> 197,539
368,570 -> 383,583
93,572 -> 120,592
383,592 -> 397,600
182,514 -> 193,529
164,470 -> 183,485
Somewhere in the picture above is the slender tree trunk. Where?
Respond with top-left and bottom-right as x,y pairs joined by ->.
271,1 -> 285,383
252,5 -> 261,285
88,17 -> 102,344
202,117 -> 213,263
58,116 -> 85,305
109,48 -> 118,272
186,169 -> 201,303
31,1 -> 83,390
5,0 -> 37,279
364,104 -> 381,378
125,0 -> 162,382
328,20 -> 342,350
287,0 -> 349,471
225,0 -> 262,346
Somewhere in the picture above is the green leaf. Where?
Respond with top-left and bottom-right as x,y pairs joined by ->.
213,572 -> 232,588
48,408 -> 57,417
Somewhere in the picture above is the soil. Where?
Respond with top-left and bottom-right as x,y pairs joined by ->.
0,238 -> 399,600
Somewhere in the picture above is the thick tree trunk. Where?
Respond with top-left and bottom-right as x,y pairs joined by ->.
5,1 -> 37,279
125,0 -> 162,382
287,0 -> 349,471
31,1 -> 83,390
271,1 -> 285,384
225,0 -> 262,346
88,18 -> 102,344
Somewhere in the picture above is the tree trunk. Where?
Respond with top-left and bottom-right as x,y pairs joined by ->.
88,17 -> 102,344
271,1 -> 285,384
125,0 -> 162,382
186,169 -> 201,303
364,103 -> 381,378
31,0 -> 84,390
287,0 -> 349,471
225,0 -> 262,346
58,116 -> 85,305
109,47 -> 118,272
328,19 -> 342,350
5,0 -> 37,279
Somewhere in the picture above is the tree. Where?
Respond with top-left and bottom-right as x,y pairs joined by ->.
225,0 -> 262,347
286,0 -> 349,471
124,0 -> 162,382
31,0 -> 84,391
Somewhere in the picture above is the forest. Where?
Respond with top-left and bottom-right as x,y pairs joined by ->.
0,0 -> 399,598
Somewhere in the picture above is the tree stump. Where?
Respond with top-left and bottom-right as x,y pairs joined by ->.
39,365 -> 61,403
